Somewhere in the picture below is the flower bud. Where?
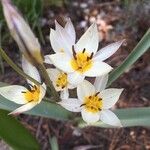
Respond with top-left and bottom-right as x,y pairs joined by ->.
1,0 -> 43,64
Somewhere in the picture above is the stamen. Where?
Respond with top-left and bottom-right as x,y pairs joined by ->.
72,45 -> 77,60
82,48 -> 86,53
80,104 -> 86,107
95,92 -> 100,96
21,91 -> 26,93
34,85 -> 37,90
99,98 -> 102,101
62,85 -> 65,89
89,52 -> 94,59
98,108 -> 101,111
28,99 -> 34,102
89,96 -> 92,99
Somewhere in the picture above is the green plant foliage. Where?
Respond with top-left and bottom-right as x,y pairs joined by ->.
0,109 -> 40,150
50,136 -> 59,150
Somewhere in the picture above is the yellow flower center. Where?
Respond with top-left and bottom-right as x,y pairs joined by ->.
22,85 -> 40,103
82,92 -> 103,113
70,47 -> 93,73
56,73 -> 68,89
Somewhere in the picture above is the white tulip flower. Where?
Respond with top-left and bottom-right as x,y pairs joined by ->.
45,21 -> 124,85
0,56 -> 46,114
47,68 -> 75,99
58,75 -> 123,127
1,0 -> 43,64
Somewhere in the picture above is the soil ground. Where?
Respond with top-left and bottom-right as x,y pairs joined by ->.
0,0 -> 150,150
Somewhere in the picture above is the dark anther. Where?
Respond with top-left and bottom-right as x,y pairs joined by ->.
99,98 -> 102,101
95,92 -> 100,96
30,89 -> 35,92
28,99 -> 34,102
82,48 -> 86,53
89,52 -> 94,59
72,45 -> 77,59
91,106 -> 94,109
56,84 -> 59,87
34,85 -> 37,90
78,66 -> 82,69
98,108 -> 101,111
21,91 -> 26,93
87,57 -> 90,61
89,96 -> 92,99
58,78 -> 61,80
80,104 -> 86,107
62,85 -> 65,89
64,73 -> 67,75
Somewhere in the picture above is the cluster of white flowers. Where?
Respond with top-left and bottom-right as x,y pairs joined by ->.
0,0 -> 124,127
45,20 -> 124,126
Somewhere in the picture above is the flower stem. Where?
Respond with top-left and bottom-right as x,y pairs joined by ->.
38,63 -> 60,102
0,48 -> 41,86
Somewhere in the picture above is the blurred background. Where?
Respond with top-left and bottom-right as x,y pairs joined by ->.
0,0 -> 150,149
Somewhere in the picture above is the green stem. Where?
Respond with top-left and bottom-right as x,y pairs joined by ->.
0,48 -> 41,86
38,63 -> 60,102
107,28 -> 150,87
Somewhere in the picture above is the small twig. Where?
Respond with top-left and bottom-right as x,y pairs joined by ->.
36,117 -> 43,138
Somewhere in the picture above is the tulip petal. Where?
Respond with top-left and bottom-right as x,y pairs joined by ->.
84,61 -> 112,77
100,110 -> 122,127
75,23 -> 99,54
65,18 -> 76,44
55,20 -> 74,54
46,68 -> 60,82
68,72 -> 85,85
2,0 -> 42,63
81,108 -> 100,123
38,83 -> 46,104
100,88 -> 123,109
49,53 -> 74,73
44,55 -> 52,64
0,85 -> 28,104
58,98 -> 81,112
9,101 -> 37,115
60,88 -> 69,100
77,80 -> 95,102
95,40 -> 125,61
22,55 -> 41,84
94,74 -> 108,92
49,28 -> 63,53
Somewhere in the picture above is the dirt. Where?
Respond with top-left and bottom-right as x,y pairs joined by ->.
0,0 -> 150,150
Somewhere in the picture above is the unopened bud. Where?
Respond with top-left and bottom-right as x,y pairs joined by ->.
1,0 -> 43,64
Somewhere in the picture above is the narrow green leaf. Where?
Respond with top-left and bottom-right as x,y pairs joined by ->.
107,29 -> 150,86
78,107 -> 150,128
0,109 -> 40,150
50,136 -> 59,150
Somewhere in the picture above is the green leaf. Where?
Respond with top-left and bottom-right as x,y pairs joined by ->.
50,136 -> 59,150
78,107 -> 150,128
107,29 -> 150,86
0,109 -> 40,150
